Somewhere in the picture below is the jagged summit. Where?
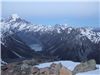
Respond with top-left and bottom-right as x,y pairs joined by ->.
5,14 -> 21,22
2,14 -> 30,24
10,14 -> 20,21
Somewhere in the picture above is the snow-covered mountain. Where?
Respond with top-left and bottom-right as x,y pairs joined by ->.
1,14 -> 100,63
1,14 -> 100,43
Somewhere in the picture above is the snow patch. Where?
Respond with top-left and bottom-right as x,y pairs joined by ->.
0,59 -> 7,66
36,60 -> 100,75
12,51 -> 23,58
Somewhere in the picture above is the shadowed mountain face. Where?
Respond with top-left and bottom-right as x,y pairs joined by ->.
1,14 -> 100,63
1,33 -> 36,62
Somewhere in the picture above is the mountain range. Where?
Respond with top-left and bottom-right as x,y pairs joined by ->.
1,14 -> 100,64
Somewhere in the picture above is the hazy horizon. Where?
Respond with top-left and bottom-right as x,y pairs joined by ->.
1,1 -> 100,27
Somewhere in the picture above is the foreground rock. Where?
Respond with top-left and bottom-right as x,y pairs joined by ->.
60,66 -> 72,75
1,59 -> 97,75
31,63 -> 72,75
1,62 -> 72,75
73,59 -> 97,74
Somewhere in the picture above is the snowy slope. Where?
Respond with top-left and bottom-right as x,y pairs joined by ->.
36,61 -> 100,75
1,14 -> 100,43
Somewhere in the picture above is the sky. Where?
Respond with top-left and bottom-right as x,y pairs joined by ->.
1,0 -> 100,27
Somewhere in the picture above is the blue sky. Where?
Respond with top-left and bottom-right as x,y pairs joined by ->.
1,0 -> 100,27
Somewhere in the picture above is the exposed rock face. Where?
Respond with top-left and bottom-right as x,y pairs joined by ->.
60,66 -> 72,75
39,67 -> 49,75
31,67 -> 40,75
73,59 -> 96,74
49,63 -> 62,75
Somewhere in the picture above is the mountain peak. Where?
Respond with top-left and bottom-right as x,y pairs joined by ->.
10,14 -> 20,21
11,14 -> 19,18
